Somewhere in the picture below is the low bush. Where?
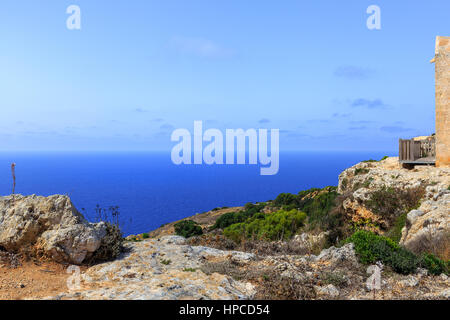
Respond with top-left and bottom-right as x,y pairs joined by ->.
420,253 -> 448,275
211,203 -> 266,230
344,230 -> 419,274
223,209 -> 307,242
273,193 -> 299,207
174,220 -> 203,238
345,230 -> 449,275
273,188 -> 338,228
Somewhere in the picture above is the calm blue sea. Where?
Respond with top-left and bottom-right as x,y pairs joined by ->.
0,151 -> 391,235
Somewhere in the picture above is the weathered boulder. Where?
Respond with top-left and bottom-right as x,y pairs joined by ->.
0,194 -> 107,264
315,243 -> 358,265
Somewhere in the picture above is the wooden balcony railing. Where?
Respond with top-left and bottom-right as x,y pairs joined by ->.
399,137 -> 436,165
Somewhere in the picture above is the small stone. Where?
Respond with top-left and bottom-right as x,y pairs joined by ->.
399,276 -> 419,287
440,289 -> 450,299
416,268 -> 428,277
314,284 -> 339,297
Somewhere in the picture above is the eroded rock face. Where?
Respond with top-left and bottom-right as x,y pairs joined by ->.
337,157 -> 450,257
338,157 -> 450,195
400,187 -> 450,257
0,195 -> 107,264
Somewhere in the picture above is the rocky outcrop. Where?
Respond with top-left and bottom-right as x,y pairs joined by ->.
338,157 -> 449,195
0,195 -> 107,264
337,157 -> 449,258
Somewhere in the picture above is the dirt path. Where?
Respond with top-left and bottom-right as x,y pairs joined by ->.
0,261 -> 70,300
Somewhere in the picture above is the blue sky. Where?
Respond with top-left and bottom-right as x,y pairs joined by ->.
0,0 -> 448,152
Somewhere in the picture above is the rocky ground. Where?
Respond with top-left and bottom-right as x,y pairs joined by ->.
42,236 -> 256,300
40,236 -> 449,300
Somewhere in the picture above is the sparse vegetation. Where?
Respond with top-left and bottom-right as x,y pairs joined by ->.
200,260 -> 316,300
187,234 -> 313,256
160,259 -> 171,265
362,156 -> 388,163
322,271 -> 348,288
87,223 -> 123,264
81,205 -> 124,264
406,232 -> 450,261
364,186 -> 425,220
354,168 -> 370,175
385,212 -> 408,243
341,178 -> 348,190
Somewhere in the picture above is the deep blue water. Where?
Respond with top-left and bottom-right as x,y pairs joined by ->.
0,151 -> 391,235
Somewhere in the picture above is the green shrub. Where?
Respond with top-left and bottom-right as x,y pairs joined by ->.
273,188 -> 338,222
299,190 -> 338,229
344,230 -> 419,274
211,203 -> 266,230
142,233 -> 150,239
362,156 -> 388,163
420,253 -> 448,275
212,211 -> 249,230
273,193 -> 298,207
385,212 -> 408,243
347,231 -> 450,275
174,220 -> 203,238
272,187 -> 340,244
223,209 -> 307,242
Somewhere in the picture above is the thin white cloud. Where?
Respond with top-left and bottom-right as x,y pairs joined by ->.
334,66 -> 374,79
171,36 -> 234,58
